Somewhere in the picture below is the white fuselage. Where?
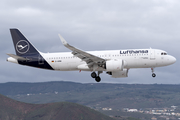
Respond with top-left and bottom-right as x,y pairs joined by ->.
40,49 -> 176,71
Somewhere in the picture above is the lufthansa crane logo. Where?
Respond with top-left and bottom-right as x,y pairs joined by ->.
16,40 -> 30,54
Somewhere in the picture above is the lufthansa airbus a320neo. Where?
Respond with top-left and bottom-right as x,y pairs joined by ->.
7,29 -> 176,82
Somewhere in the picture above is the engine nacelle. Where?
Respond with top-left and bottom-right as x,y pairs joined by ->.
107,69 -> 129,78
106,59 -> 124,71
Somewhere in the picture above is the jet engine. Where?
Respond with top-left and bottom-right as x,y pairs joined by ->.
107,69 -> 129,78
105,59 -> 124,71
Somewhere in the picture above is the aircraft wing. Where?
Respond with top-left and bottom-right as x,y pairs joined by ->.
59,34 -> 106,67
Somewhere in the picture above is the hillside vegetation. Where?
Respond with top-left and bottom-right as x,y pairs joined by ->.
2,81 -> 180,109
0,94 -> 114,120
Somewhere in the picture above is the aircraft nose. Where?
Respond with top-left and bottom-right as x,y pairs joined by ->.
169,56 -> 176,64
171,56 -> 176,63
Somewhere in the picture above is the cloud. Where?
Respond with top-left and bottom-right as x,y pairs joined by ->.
15,7 -> 42,17
0,0 -> 179,84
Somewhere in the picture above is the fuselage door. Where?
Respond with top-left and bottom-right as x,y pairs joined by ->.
150,49 -> 155,60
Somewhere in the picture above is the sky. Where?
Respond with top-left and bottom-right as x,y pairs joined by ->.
0,0 -> 179,84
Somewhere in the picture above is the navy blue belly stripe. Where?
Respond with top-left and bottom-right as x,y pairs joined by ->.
18,54 -> 54,70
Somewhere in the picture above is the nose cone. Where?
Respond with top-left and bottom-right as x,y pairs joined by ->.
169,56 -> 176,65
173,56 -> 176,63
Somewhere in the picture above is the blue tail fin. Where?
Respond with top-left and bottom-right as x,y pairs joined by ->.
10,29 -> 39,56
9,29 -> 53,70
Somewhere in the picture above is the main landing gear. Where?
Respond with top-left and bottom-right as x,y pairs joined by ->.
151,68 -> 156,77
91,71 -> 102,82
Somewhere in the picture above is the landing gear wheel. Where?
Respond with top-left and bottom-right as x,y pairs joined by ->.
151,68 -> 156,78
152,73 -> 156,77
91,72 -> 97,78
95,76 -> 101,82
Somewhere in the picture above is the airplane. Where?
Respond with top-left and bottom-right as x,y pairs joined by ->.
7,29 -> 176,82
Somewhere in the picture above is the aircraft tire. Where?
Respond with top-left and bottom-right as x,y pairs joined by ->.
95,76 -> 101,82
152,73 -> 156,77
91,72 -> 97,78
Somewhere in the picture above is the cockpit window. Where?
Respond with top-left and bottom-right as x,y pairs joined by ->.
161,52 -> 167,55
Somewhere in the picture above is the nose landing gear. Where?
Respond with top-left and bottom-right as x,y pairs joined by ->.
152,73 -> 156,77
151,68 -> 156,77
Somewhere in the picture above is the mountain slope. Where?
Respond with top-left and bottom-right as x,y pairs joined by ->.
0,94 -> 114,120
4,81 -> 180,109
0,94 -> 49,120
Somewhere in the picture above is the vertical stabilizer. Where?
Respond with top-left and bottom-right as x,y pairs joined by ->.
10,29 -> 39,56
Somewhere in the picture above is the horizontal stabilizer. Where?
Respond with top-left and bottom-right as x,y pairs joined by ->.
7,54 -> 28,61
